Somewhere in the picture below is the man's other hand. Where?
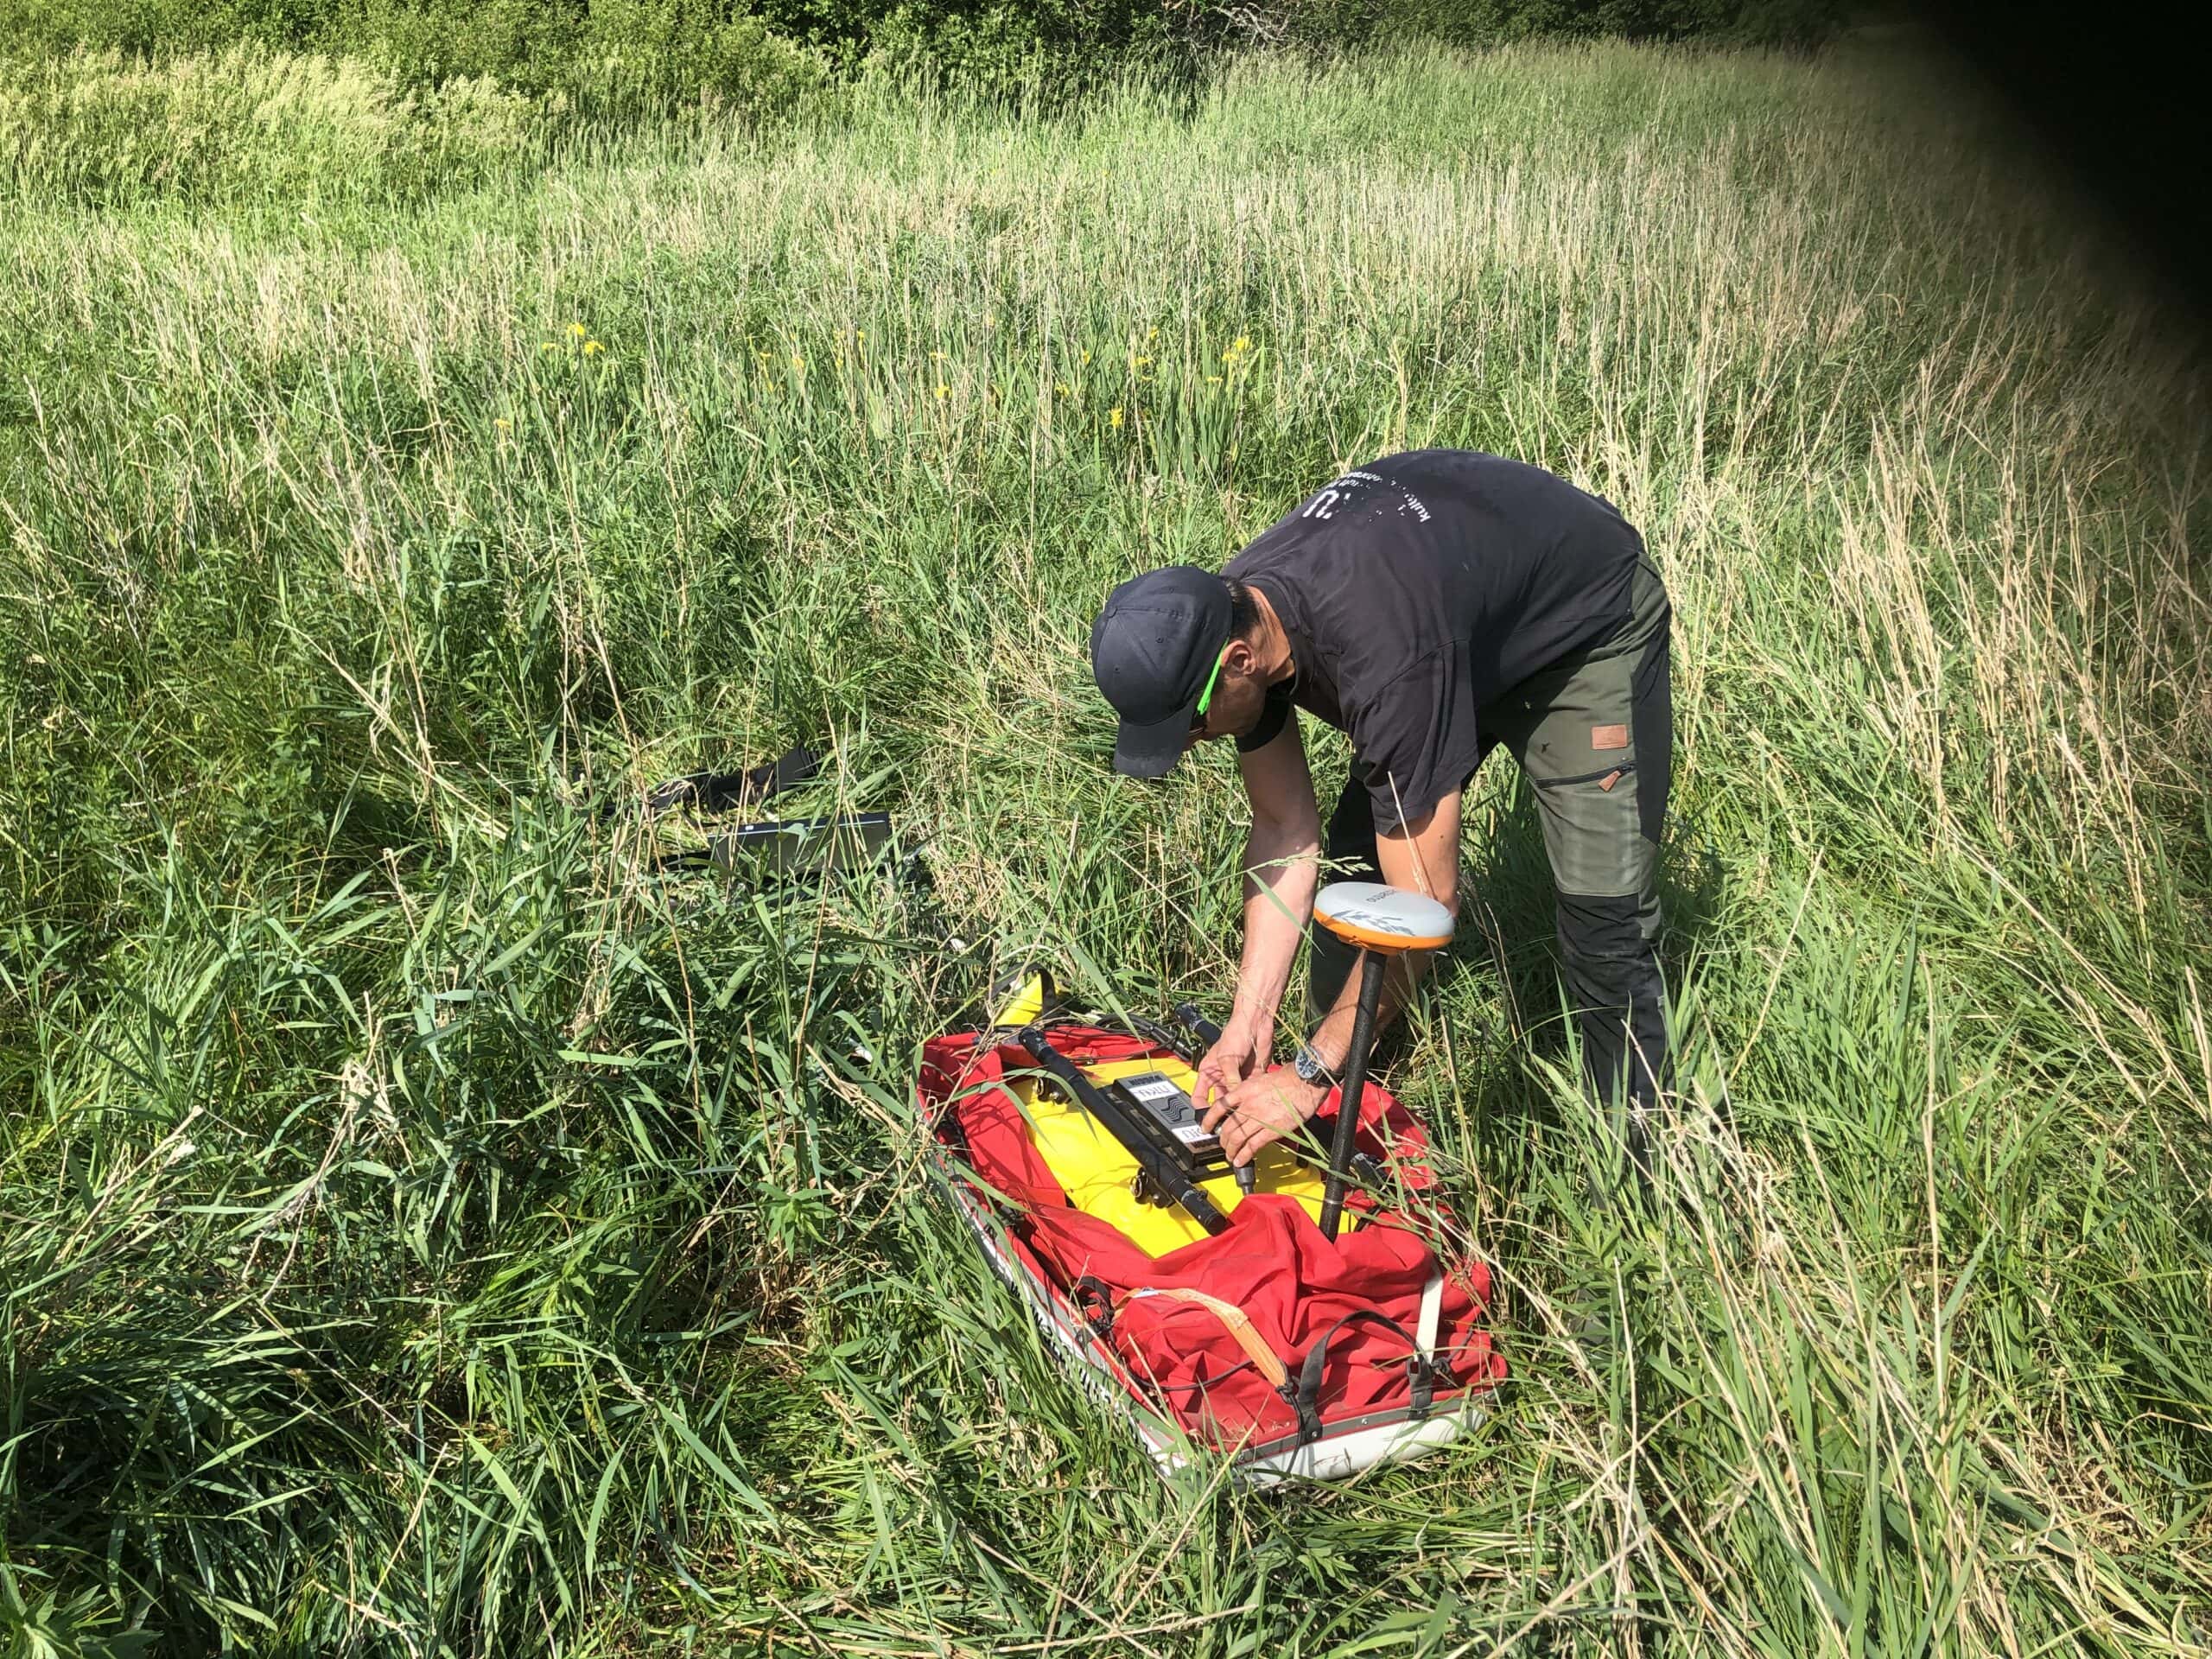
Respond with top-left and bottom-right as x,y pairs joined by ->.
1201,1068 -> 1325,1167
1194,1022 -> 1267,1113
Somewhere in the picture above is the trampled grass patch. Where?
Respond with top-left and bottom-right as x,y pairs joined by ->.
2,35 -> 2208,1657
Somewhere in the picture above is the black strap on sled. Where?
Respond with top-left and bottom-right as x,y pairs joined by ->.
1071,1276 -> 1117,1339
1283,1308 -> 1442,1444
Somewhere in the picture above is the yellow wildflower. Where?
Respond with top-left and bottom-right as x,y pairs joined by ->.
1206,374 -> 1223,384
1146,327 -> 1158,340
791,354 -> 805,371
495,417 -> 512,429
931,350 -> 948,360
1109,407 -> 1124,428
1055,381 -> 1071,397
936,383 -> 950,399
569,322 -> 586,338
1082,349 -> 1091,365
584,340 -> 604,356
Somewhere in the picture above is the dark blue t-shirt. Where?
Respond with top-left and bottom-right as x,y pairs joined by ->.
1223,449 -> 1644,832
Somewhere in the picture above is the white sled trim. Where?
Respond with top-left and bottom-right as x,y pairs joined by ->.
1233,1402 -> 1481,1485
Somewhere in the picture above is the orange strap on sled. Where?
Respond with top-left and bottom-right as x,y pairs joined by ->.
1125,1287 -> 1289,1390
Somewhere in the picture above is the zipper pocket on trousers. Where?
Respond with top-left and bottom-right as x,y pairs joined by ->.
1533,762 -> 1637,789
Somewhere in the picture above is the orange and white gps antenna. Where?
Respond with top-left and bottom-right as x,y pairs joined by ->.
1310,882 -> 1453,1241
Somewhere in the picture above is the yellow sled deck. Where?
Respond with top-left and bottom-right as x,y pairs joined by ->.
1008,1051 -> 1329,1257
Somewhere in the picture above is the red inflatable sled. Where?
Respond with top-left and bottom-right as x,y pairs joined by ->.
915,932 -> 1508,1484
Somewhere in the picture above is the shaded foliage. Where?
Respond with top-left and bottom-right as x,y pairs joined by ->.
0,0 -> 1847,124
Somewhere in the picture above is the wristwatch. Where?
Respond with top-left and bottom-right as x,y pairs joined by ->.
1291,1044 -> 1336,1088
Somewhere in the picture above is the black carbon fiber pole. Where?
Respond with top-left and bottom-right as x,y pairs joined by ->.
1169,1003 -> 1257,1195
1171,1002 -> 1223,1050
1316,948 -> 1386,1243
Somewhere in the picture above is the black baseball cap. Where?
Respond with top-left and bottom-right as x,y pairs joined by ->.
1090,565 -> 1232,779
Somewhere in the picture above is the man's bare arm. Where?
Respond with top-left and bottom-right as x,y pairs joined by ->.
1220,718 -> 1321,1056
1202,788 -> 1463,1163
1303,789 -> 1462,1070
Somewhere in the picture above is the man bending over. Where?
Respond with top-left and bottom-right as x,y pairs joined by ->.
1087,449 -> 1675,1173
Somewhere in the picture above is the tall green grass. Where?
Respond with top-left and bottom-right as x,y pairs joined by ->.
0,47 -> 548,205
3,35 -> 2209,1657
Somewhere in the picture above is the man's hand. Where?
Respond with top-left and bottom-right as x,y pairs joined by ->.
1193,1021 -> 1268,1115
1200,1067 -> 1326,1167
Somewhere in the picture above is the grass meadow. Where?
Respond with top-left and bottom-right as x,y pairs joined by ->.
3,32 -> 2210,1657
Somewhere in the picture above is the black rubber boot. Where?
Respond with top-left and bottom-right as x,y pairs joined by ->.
1554,888 -> 1669,1192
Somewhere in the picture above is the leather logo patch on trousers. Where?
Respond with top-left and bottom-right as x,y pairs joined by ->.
1591,724 -> 1629,751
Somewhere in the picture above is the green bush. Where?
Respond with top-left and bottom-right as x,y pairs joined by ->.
838,0 -> 1205,105
564,1 -> 833,116
859,3 -> 1051,92
327,0 -> 833,116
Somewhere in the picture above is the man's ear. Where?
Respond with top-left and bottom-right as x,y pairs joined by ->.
1223,635 -> 1258,677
